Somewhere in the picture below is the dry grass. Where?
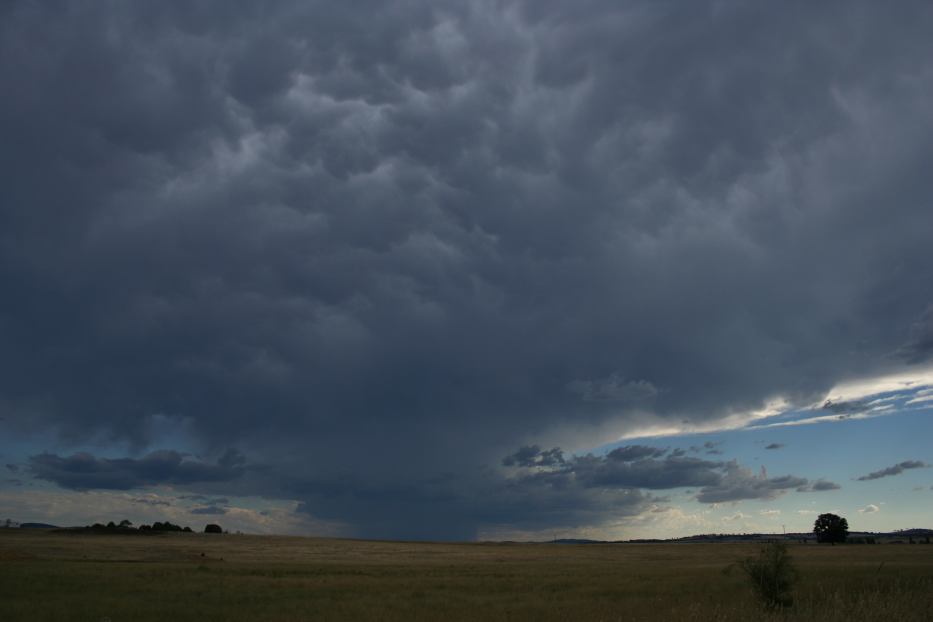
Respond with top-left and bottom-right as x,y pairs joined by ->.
1,530 -> 931,621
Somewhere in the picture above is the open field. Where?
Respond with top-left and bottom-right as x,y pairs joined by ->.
2,531 -> 932,621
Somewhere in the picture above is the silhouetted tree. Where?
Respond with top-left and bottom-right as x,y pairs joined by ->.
119,519 -> 132,528
150,521 -> 188,532
813,513 -> 848,544
204,523 -> 223,534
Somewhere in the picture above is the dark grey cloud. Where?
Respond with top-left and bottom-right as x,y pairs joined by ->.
503,451 -> 812,507
281,445 -> 813,538
297,474 -> 656,540
606,445 -> 667,462
29,450 -> 246,491
5,464 -> 18,472
821,400 -> 870,416
572,455 -> 724,490
692,441 -> 724,456
132,497 -> 171,507
503,448 -> 809,506
894,305 -> 933,363
502,445 -> 565,467
3,0 -> 933,538
857,460 -> 928,481
567,374 -> 659,403
695,463 -> 808,504
797,479 -> 841,492
190,505 -> 227,515
764,443 -> 784,450
178,495 -> 231,510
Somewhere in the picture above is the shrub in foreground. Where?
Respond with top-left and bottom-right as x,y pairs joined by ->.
736,540 -> 798,610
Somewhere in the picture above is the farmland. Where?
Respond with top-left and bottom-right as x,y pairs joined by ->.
1,530 -> 932,621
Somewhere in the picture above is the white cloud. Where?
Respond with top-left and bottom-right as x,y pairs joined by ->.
859,504 -> 880,514
621,366 -> 933,440
820,367 -> 933,405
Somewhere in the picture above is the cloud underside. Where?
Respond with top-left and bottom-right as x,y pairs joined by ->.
28,445 -> 835,538
2,0 -> 933,537
856,460 -> 927,481
29,450 -> 246,491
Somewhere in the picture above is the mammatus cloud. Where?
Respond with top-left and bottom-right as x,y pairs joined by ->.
3,0 -> 933,538
29,450 -> 246,491
856,461 -> 927,481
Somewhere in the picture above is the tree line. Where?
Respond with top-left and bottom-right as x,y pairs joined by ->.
82,519 -> 224,534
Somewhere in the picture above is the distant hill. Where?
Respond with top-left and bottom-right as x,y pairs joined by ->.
19,522 -> 59,529
895,528 -> 933,536
541,529 -> 933,545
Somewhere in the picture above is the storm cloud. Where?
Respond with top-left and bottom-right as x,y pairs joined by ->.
894,306 -> 933,363
29,450 -> 246,491
503,445 -> 566,467
3,0 -> 933,537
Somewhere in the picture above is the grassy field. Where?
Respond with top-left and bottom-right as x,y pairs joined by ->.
2,530 -> 932,621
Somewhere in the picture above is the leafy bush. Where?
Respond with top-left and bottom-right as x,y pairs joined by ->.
738,541 -> 798,610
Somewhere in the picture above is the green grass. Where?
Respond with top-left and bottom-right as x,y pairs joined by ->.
2,531 -> 932,621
